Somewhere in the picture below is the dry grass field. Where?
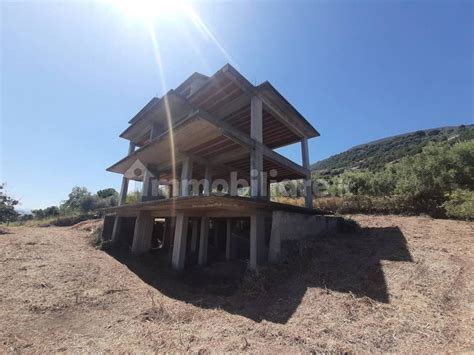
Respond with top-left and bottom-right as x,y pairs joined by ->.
0,215 -> 472,353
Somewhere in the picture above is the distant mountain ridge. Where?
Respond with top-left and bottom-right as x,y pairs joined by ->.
311,124 -> 473,176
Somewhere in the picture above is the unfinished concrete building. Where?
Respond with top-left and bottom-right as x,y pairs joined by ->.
102,64 -> 322,271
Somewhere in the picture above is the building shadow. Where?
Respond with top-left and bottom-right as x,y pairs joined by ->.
105,225 -> 412,324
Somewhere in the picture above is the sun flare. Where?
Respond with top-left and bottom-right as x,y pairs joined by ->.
113,0 -> 189,21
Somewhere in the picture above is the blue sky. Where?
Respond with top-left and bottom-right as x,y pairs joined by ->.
1,0 -> 472,210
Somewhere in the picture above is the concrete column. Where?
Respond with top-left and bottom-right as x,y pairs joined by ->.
150,122 -> 160,140
250,151 -> 263,197
251,96 -> 263,141
250,214 -> 266,270
112,158 -> 131,243
131,210 -> 154,253
141,169 -> 152,202
250,96 -> 263,198
128,141 -> 136,155
111,176 -> 129,244
261,170 -> 268,200
151,177 -> 160,199
141,167 -> 160,202
191,218 -> 199,253
198,217 -> 209,265
180,157 -> 193,197
118,176 -> 129,206
172,182 -> 180,197
111,217 -> 122,244
172,213 -> 189,270
203,165 -> 212,196
301,137 -> 313,209
225,218 -> 236,260
162,217 -> 175,251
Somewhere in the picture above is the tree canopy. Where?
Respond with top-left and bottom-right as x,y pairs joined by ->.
0,184 -> 19,223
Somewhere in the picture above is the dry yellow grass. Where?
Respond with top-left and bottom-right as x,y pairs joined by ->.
0,215 -> 472,352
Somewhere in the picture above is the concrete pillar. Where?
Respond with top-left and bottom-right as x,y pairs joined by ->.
131,210 -> 154,253
172,213 -> 189,270
128,141 -> 136,155
203,165 -> 212,196
112,178 -> 131,243
162,217 -> 175,251
180,157 -> 193,197
151,177 -> 160,198
261,171 -> 268,200
250,96 -> 263,198
198,217 -> 209,265
150,122 -> 160,140
191,218 -> 199,253
111,177 -> 127,243
111,141 -> 135,244
111,217 -> 122,244
141,169 -> 152,202
301,137 -> 313,209
118,176 -> 129,206
250,151 -> 263,197
251,96 -> 263,141
141,167 -> 160,202
225,218 -> 236,260
172,182 -> 180,197
250,214 -> 266,270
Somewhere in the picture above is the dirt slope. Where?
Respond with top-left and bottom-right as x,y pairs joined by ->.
0,215 -> 472,353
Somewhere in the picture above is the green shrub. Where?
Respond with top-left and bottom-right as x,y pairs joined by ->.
314,139 -> 474,219
442,189 -> 474,220
50,214 -> 98,227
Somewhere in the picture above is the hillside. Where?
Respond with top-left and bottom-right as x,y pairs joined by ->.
312,125 -> 473,176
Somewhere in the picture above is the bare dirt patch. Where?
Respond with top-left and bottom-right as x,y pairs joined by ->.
0,215 -> 472,352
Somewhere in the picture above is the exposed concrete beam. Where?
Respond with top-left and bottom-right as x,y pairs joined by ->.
212,148 -> 248,165
179,150 -> 246,178
107,109 -> 200,173
197,109 -> 310,178
212,93 -> 251,119
109,108 -> 308,179
221,66 -> 305,138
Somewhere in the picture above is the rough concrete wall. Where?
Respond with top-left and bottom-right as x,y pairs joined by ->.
268,211 -> 343,263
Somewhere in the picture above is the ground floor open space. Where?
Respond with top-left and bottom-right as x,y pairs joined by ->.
102,195 -> 330,271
